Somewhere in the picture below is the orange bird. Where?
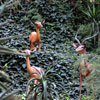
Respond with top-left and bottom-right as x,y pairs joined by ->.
73,27 -> 98,100
29,20 -> 45,52
21,50 -> 43,94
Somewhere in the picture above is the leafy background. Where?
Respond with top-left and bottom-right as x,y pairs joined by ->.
0,0 -> 100,100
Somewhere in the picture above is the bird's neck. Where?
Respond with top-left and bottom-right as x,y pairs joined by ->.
26,56 -> 32,74
36,26 -> 40,40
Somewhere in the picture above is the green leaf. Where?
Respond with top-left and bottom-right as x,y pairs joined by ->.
43,80 -> 47,100
96,7 -> 100,18
92,22 -> 95,32
48,88 -> 59,100
0,47 -> 25,55
88,5 -> 92,17
48,93 -> 54,100
38,93 -> 42,100
47,73 -> 63,82
27,78 -> 41,87
66,97 -> 69,100
51,82 -> 57,89
45,68 -> 54,75
0,34 -> 24,43
57,84 -> 67,94
0,70 -> 12,83
26,84 -> 40,100
0,85 -> 21,100
1,89 -> 21,100
82,10 -> 91,17
93,4 -> 96,17
0,82 -> 7,90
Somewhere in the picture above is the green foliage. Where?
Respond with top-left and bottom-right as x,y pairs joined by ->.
78,22 -> 98,48
59,91 -> 70,100
84,53 -> 100,100
19,93 -> 26,100
73,52 -> 100,99
1,0 -> 100,99
0,70 -> 12,84
31,14 -> 42,21
66,97 -> 70,100
21,16 -> 29,21
28,8 -> 37,15
26,68 -> 67,100
3,63 -> 8,68
21,6 -> 42,23
81,96 -> 93,100
0,70 -> 21,100
79,24 -> 92,36
0,34 -> 25,55
82,3 -> 100,19
0,87 -> 21,100
0,34 -> 23,44
95,47 -> 100,54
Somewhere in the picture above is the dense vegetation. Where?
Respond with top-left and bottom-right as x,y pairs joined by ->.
0,0 -> 100,100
